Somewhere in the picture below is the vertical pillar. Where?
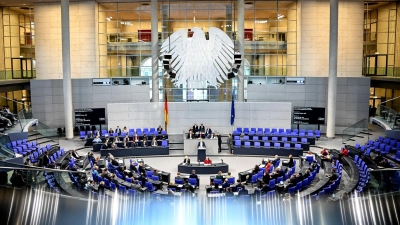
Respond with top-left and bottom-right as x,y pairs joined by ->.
327,0 -> 338,138
161,4 -> 169,41
237,0 -> 245,102
151,0 -> 159,102
226,5 -> 233,39
61,0 -> 73,139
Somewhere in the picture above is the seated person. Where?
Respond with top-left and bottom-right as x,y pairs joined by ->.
225,188 -> 234,197
265,160 -> 272,172
271,155 -> 280,165
102,141 -> 109,149
225,172 -> 233,178
309,161 -> 318,172
110,173 -> 119,187
262,171 -> 271,184
132,133 -> 139,146
138,162 -> 146,174
129,161 -> 138,174
260,182 -> 269,193
245,169 -> 256,183
204,157 -> 212,165
303,170 -> 311,179
199,123 -> 205,133
122,140 -> 129,148
215,171 -> 224,180
167,182 -> 178,190
138,173 -> 147,187
93,135 -> 102,143
71,149 -> 80,160
208,133 -> 216,139
151,137 -> 158,147
122,126 -> 128,133
238,185 -> 249,196
110,158 -> 119,166
373,152 -> 384,164
157,125 -> 163,134
187,130 -> 195,139
142,134 -> 148,147
115,126 -> 122,136
183,156 -> 190,165
117,166 -> 126,180
189,170 -> 198,179
254,164 -> 260,174
198,139 -> 206,148
114,136 -> 120,142
205,127 -> 212,138
379,159 -> 392,168
222,179 -> 230,189
108,128 -> 114,135
47,161 -> 57,169
339,147 -> 348,160
271,167 -> 285,180
320,148 -> 329,157
192,124 -> 198,134
87,131 -> 94,139
161,135 -> 167,140
175,172 -> 183,181
325,169 -> 338,183
197,132 -> 205,139
111,141 -> 117,149
101,168 -> 111,179
285,175 -> 299,191
287,154 -> 295,168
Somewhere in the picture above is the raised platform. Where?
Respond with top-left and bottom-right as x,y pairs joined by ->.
233,147 -> 303,157
178,163 -> 228,174
100,147 -> 169,157
184,139 -> 218,156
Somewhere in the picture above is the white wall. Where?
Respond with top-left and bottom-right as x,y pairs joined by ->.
35,1 -> 98,79
107,102 -> 292,134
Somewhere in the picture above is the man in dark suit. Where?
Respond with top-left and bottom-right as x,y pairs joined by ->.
222,180 -> 230,189
187,131 -> 194,139
43,151 -> 50,167
189,170 -> 198,179
227,134 -> 233,154
373,152 -> 384,164
192,124 -> 198,133
129,161 -> 138,174
271,155 -> 280,166
142,134 -> 148,147
133,134 -> 139,146
72,149 -> 80,160
260,182 -> 269,193
138,173 -> 147,187
110,174 -> 120,187
175,172 -> 183,181
205,127 -> 212,138
197,139 -> 206,148
115,126 -> 122,136
199,124 -> 205,133
138,162 -> 146,174
238,185 -> 249,196
87,131 -> 94,139
217,132 -> 222,152
183,156 -> 191,165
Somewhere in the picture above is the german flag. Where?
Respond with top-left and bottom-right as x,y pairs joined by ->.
164,93 -> 169,125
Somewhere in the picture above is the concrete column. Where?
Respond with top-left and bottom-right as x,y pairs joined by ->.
61,0 -> 73,139
151,0 -> 159,102
161,5 -> 169,41
237,0 -> 245,102
327,0 -> 338,138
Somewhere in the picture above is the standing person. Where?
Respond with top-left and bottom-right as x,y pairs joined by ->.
217,132 -> 222,153
227,133 -> 233,154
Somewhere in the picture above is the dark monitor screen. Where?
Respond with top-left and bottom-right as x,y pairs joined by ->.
74,108 -> 106,126
293,107 -> 325,125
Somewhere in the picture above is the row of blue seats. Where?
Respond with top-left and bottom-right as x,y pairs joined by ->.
353,155 -> 370,193
9,140 -> 41,156
235,140 -> 303,149
44,171 -> 59,192
375,136 -> 400,149
234,128 -> 320,136
80,130 -> 168,139
235,136 -> 310,143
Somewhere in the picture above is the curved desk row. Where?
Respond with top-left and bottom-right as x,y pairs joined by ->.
178,163 -> 229,174
234,135 -> 316,145
235,141 -> 309,150
298,159 -> 332,197
331,150 -> 359,196
85,135 -> 169,146
233,147 -> 303,157
100,147 -> 169,157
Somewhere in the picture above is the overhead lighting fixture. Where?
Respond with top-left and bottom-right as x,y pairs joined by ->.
278,14 -> 284,19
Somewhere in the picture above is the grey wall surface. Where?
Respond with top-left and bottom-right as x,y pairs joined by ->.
247,77 -> 370,134
30,79 -> 150,128
107,102 -> 292,134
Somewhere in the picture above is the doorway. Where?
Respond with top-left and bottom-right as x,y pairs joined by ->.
363,54 -> 387,76
11,57 -> 33,79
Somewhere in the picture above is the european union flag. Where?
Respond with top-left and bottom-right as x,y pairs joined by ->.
230,91 -> 235,126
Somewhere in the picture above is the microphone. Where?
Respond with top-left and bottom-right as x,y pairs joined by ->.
221,159 -> 224,164
198,160 -> 200,166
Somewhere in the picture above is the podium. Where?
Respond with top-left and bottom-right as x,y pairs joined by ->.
197,147 -> 206,162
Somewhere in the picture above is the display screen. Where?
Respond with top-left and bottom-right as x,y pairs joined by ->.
74,108 -> 106,126
293,107 -> 325,125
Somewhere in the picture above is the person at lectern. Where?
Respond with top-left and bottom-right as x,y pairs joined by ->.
198,139 -> 206,148
187,130 -> 194,139
157,125 -> 163,134
204,157 -> 212,165
183,156 -> 191,165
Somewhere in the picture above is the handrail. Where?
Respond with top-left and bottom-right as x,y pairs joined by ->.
0,95 -> 26,106
380,95 -> 400,105
342,118 -> 368,143
0,165 -> 86,174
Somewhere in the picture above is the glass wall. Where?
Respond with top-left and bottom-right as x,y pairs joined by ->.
98,1 -> 297,101
363,2 -> 397,76
2,7 -> 35,80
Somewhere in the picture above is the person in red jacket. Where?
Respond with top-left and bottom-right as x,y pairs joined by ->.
204,157 -> 212,165
339,147 -> 348,160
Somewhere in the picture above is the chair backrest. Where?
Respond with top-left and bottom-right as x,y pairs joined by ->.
253,136 -> 259,141
296,181 -> 302,190
126,177 -> 133,183
306,155 -> 314,163
146,171 -> 153,178
254,142 -> 260,147
282,137 -> 287,142
264,142 -> 271,147
272,137 -> 278,141
276,176 -> 283,184
262,136 -> 268,141
162,140 -> 168,147
227,177 -> 235,184
284,143 -> 290,149
244,136 -> 249,141
251,174 -> 258,183
188,178 -> 197,185
175,179 -> 183,184
235,140 -> 241,146
291,137 -> 298,142
119,185 -> 126,192
244,142 -> 250,147
234,136 -> 240,140
152,175 -> 159,181
301,138 -> 307,143
214,179 -> 222,185
274,143 -> 280,148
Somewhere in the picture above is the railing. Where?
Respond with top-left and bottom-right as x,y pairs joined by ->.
342,118 -> 368,144
0,95 -> 32,132
374,96 -> 400,130
0,70 -> 36,80
0,134 -> 15,160
33,121 -> 59,145
363,67 -> 400,77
